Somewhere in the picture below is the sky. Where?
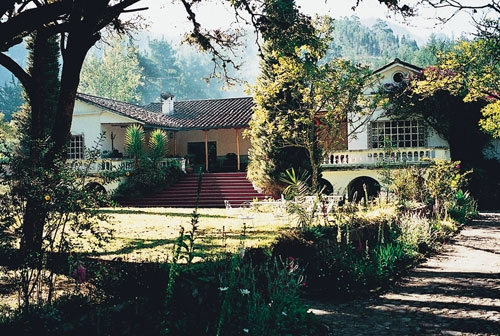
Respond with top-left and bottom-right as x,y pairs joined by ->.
137,0 -> 477,43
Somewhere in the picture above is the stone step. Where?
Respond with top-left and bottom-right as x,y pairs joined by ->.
121,172 -> 270,208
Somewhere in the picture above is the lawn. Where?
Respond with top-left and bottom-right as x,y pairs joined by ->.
89,206 -> 294,262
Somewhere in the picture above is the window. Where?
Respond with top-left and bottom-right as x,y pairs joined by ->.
370,120 -> 425,149
392,72 -> 405,83
68,134 -> 84,159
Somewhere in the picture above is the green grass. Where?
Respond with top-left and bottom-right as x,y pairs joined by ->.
82,207 -> 294,262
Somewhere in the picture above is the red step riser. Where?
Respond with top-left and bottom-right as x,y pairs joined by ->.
121,172 -> 270,208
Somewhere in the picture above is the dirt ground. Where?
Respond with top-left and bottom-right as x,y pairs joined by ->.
306,212 -> 500,336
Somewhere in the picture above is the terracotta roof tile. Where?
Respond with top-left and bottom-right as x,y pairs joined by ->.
76,93 -> 182,128
144,97 -> 254,130
76,93 -> 254,130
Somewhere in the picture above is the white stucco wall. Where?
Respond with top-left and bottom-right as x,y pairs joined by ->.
322,169 -> 383,195
71,100 -> 140,155
347,62 -> 449,151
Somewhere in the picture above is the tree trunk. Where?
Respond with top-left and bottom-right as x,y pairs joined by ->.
48,31 -> 97,164
21,30 -> 97,259
21,198 -> 47,263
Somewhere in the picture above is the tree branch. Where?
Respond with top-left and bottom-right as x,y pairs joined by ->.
0,52 -> 31,92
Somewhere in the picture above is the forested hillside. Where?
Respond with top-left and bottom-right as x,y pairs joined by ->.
327,16 -> 421,68
326,16 -> 455,69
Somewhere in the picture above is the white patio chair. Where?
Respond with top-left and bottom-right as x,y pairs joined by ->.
224,200 -> 255,227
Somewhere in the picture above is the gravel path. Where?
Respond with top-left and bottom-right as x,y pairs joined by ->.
306,212 -> 500,336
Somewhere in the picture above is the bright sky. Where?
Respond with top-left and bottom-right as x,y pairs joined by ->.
137,0 -> 477,43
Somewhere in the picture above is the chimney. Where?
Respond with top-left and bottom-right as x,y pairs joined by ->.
160,92 -> 175,115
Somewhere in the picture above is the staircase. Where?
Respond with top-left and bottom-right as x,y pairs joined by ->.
121,172 -> 270,208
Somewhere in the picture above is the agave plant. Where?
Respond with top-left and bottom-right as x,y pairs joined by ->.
124,124 -> 145,168
149,129 -> 168,168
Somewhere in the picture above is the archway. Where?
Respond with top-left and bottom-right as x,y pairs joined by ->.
84,181 -> 107,194
318,177 -> 334,195
347,176 -> 381,203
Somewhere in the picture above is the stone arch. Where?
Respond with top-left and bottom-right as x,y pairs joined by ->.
84,181 -> 107,195
318,177 -> 334,195
347,176 -> 381,203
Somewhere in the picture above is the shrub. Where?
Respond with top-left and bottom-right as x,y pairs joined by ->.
391,165 -> 429,206
112,162 -> 183,202
397,212 -> 435,257
448,190 -> 478,223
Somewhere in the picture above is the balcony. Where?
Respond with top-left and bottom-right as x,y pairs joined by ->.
322,147 -> 450,168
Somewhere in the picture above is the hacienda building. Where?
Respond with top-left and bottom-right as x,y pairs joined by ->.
69,59 -> 500,206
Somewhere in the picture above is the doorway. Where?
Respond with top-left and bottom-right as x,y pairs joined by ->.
187,141 -> 217,171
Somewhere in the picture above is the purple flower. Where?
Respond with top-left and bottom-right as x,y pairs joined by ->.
73,264 -> 86,283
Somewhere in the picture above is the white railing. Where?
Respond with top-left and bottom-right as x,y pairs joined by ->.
322,147 -> 450,167
67,158 -> 186,174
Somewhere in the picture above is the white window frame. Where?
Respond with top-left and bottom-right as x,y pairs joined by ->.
370,120 -> 426,149
69,134 -> 85,159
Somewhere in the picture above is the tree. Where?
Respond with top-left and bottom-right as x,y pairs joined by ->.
138,37 -> 181,103
413,0 -> 500,28
412,38 -> 500,138
0,0 -> 145,258
0,77 -> 22,120
245,0 -> 326,196
379,64 -> 500,209
247,7 -> 372,195
149,128 -> 169,168
412,34 -> 455,67
1,32 -> 113,308
125,123 -> 145,169
79,34 -> 143,103
16,31 -> 61,261
380,74 -> 489,164
0,112 -> 14,144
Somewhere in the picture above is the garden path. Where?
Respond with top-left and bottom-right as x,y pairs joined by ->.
306,212 -> 500,336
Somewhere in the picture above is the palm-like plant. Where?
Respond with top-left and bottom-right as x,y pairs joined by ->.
125,124 -> 145,168
280,168 -> 317,228
149,129 -> 168,167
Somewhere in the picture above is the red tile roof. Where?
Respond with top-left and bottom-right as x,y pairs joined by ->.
76,93 -> 254,130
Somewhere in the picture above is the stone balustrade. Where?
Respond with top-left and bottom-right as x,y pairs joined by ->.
67,158 -> 186,174
322,147 -> 450,167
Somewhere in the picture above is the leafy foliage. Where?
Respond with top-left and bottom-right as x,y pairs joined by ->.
247,11 -> 373,195
326,17 -> 420,68
148,129 -> 168,168
124,124 -> 145,168
413,38 -> 500,138
0,135 -> 116,308
0,78 -> 22,121
79,35 -> 143,103
114,124 -> 181,202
